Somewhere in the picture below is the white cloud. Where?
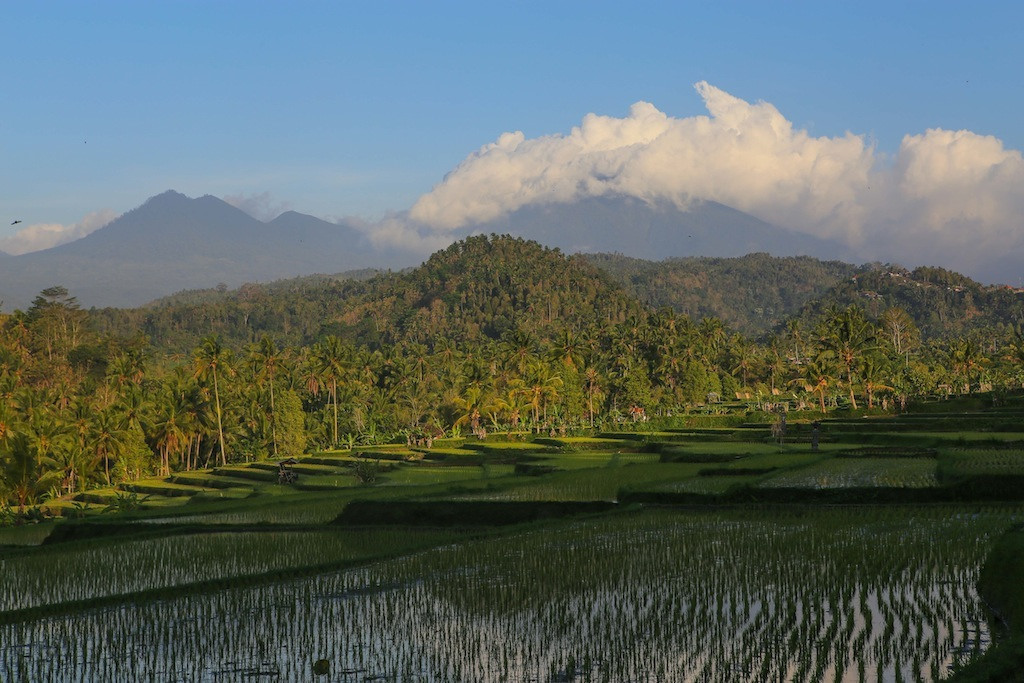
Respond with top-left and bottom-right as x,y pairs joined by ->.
408,82 -> 875,243
0,209 -> 117,255
222,191 -> 293,221
393,82 -> 1024,270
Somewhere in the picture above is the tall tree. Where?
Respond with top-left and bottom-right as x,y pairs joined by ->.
818,306 -> 876,409
312,336 -> 350,447
193,336 -> 231,466
249,337 -> 283,457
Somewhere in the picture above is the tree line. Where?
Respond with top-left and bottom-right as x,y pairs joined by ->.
4,238 -> 1024,511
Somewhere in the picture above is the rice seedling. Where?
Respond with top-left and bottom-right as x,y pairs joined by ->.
382,465 -> 514,486
455,463 -> 705,502
2,506 -> 1014,681
643,475 -> 757,495
0,528 -> 459,615
757,457 -> 940,490
940,449 -> 1024,478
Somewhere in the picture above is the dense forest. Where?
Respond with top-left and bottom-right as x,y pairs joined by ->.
584,252 -> 860,336
4,234 -> 1024,511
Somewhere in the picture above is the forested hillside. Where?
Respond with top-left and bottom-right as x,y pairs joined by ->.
585,252 -> 859,336
795,265 -> 1024,339
7,235 -> 1024,515
92,236 -> 643,354
88,242 -> 1024,356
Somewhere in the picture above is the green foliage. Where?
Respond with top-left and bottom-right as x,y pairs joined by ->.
351,458 -> 382,485
275,390 -> 307,459
102,491 -> 149,514
585,252 -> 858,336
7,236 -> 1024,514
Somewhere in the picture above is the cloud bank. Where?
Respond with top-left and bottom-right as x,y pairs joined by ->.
392,82 -> 1024,271
0,209 -> 117,255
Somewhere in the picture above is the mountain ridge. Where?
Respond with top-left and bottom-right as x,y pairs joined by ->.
0,191 -> 405,309
463,195 -> 857,262
3,188 -> 1015,312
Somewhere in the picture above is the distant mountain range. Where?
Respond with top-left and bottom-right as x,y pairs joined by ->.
0,188 -> 1005,310
468,195 -> 855,262
0,191 -> 410,309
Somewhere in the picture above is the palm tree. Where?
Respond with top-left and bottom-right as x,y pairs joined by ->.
249,337 -> 283,456
792,355 -> 837,413
786,319 -> 804,364
500,329 -> 538,378
549,330 -> 585,371
0,433 -> 61,511
948,339 -> 988,394
312,336 -> 350,447
148,388 -> 186,476
453,385 -> 504,432
1003,332 -> 1024,388
88,409 -> 131,485
520,361 -> 563,429
860,353 -> 895,410
193,336 -> 231,466
583,366 -> 602,429
729,335 -> 759,390
818,306 -> 875,409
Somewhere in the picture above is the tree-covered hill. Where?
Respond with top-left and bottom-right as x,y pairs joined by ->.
584,252 -> 860,336
89,242 -> 1024,355
91,235 -> 644,354
793,265 -> 1024,339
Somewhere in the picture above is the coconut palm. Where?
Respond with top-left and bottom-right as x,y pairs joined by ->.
88,408 -> 131,485
792,355 -> 837,413
249,336 -> 283,456
818,306 -> 876,409
947,339 -> 988,394
860,353 -> 895,410
583,366 -> 603,429
0,433 -> 61,510
193,336 -> 232,466
311,336 -> 351,447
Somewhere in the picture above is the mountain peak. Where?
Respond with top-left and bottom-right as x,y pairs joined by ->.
143,189 -> 189,205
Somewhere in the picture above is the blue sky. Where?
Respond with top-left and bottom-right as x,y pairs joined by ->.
2,1 -> 1022,259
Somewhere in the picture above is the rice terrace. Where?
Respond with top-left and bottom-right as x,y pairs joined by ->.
5,392 -> 1024,681
8,3 -> 1024,681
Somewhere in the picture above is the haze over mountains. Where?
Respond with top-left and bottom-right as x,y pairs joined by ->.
1,179 -> 1021,312
0,189 -> 859,311
0,191 -> 407,309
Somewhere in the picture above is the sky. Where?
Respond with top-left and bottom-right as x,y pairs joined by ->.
3,2 -> 1023,271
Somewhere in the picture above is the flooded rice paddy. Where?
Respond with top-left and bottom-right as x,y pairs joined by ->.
1,506 -> 1015,681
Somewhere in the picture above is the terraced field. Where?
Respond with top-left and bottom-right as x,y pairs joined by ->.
6,396 -> 1024,679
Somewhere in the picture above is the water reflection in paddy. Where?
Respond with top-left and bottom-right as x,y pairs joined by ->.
1,506 -> 1012,682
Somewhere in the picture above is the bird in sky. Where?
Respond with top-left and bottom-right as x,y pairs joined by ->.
10,220 -> 21,225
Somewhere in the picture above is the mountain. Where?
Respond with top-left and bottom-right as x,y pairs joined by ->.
0,190 -> 865,311
0,191 -> 413,310
585,252 -> 861,336
464,195 -> 856,262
